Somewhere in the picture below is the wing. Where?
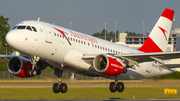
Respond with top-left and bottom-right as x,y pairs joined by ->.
82,51 -> 180,67
116,51 -> 180,64
0,55 -> 15,58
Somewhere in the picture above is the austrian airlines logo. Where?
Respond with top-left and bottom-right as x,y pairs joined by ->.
53,27 -> 72,45
158,26 -> 167,41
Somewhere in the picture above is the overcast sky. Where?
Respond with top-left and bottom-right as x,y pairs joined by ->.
0,0 -> 180,35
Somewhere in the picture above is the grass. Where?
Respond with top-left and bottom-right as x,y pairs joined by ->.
0,87 -> 179,100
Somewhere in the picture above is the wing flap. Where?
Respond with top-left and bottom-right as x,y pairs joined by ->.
160,64 -> 180,69
115,51 -> 180,63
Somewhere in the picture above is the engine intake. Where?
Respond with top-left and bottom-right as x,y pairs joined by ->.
8,56 -> 36,77
93,54 -> 125,76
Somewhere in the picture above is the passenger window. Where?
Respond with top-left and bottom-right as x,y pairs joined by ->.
32,26 -> 37,32
57,34 -> 59,37
17,26 -> 26,29
54,33 -> 56,36
26,26 -> 32,31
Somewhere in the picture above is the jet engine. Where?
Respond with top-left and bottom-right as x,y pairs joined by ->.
7,56 -> 37,77
93,54 -> 125,76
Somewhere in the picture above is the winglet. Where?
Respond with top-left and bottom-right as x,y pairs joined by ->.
138,8 -> 174,53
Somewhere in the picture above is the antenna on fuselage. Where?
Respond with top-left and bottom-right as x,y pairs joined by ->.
37,17 -> 40,21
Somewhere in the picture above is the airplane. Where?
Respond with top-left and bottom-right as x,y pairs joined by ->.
2,8 -> 179,93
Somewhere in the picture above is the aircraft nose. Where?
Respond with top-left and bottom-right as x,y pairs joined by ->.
6,30 -> 19,47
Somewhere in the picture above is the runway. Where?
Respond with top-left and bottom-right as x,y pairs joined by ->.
1,99 -> 180,101
0,79 -> 179,100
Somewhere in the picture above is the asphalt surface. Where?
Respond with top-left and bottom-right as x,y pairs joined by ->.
1,99 -> 180,101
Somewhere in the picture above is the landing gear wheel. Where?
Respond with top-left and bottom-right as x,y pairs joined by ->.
28,70 -> 37,76
32,70 -> 37,76
109,82 -> 116,92
117,82 -> 124,92
37,70 -> 41,75
53,83 -> 60,93
28,70 -> 32,76
60,83 -> 68,93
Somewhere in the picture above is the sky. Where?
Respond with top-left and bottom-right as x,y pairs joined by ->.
0,0 -> 180,35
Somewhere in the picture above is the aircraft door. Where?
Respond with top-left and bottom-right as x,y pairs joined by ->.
43,24 -> 52,43
91,43 -> 95,52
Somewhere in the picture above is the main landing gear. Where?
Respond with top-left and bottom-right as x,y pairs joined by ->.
109,79 -> 124,93
53,68 -> 68,93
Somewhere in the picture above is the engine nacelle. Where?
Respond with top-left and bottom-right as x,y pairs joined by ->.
93,54 -> 125,76
7,56 -> 36,77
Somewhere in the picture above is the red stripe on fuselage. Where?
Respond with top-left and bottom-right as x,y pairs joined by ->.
53,27 -> 72,45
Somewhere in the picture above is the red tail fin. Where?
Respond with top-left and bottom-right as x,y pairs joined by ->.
138,8 -> 174,53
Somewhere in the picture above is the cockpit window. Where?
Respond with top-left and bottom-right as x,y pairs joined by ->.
16,25 -> 37,32
12,26 -> 17,29
32,26 -> 37,32
26,26 -> 32,31
17,26 -> 26,29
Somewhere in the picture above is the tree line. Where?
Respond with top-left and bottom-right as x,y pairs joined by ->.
0,14 -> 13,55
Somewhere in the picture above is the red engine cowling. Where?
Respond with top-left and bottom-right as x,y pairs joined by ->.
7,56 -> 36,77
93,54 -> 124,76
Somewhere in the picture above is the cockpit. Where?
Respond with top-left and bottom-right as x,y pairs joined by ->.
12,25 -> 37,32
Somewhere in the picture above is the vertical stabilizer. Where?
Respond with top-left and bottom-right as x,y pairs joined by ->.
138,8 -> 174,52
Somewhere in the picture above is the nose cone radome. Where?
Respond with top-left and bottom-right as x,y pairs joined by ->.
6,31 -> 18,48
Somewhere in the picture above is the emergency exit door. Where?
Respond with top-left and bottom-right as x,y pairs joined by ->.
43,24 -> 52,43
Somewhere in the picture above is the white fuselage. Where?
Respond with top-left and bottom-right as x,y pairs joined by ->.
6,20 -> 174,80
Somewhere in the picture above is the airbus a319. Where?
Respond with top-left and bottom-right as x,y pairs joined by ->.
2,8 -> 179,93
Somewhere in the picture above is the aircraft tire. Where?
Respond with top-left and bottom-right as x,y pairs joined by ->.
28,70 -> 32,76
109,82 -> 116,92
60,83 -> 68,93
32,70 -> 37,76
117,82 -> 124,92
37,70 -> 41,75
53,83 -> 60,93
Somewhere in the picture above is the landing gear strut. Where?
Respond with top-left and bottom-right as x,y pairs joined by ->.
28,56 -> 41,76
53,68 -> 68,93
109,79 -> 124,93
